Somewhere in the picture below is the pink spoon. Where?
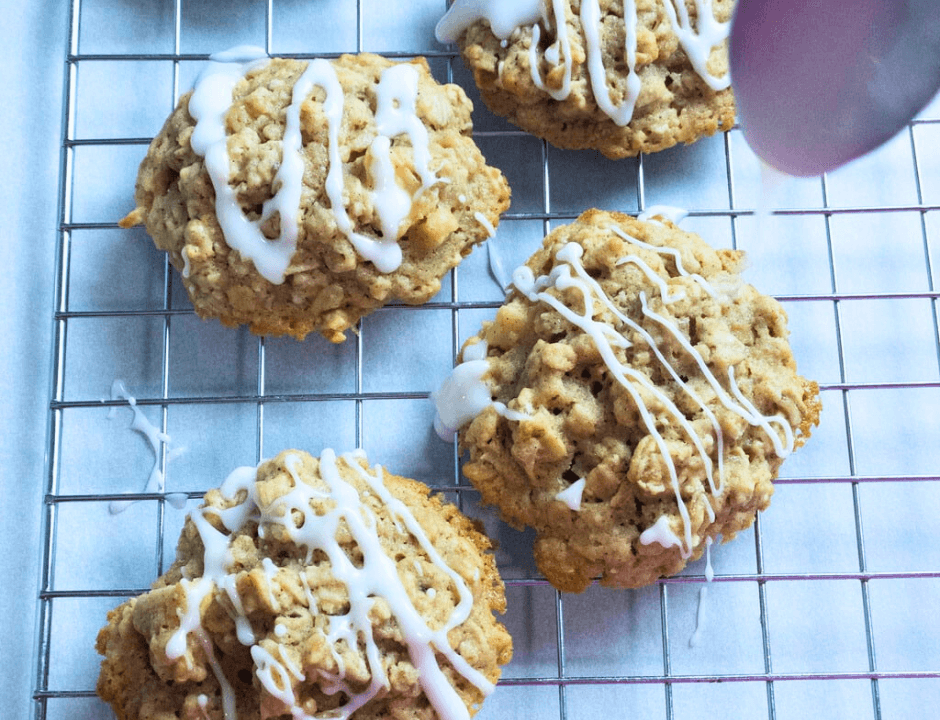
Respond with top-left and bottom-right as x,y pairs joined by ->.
730,0 -> 940,176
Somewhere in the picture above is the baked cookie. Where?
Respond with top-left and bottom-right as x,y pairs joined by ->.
96,449 -> 512,719
120,50 -> 511,342
436,0 -> 736,159
432,210 -> 820,592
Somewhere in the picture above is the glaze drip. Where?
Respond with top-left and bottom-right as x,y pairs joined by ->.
108,380 -> 171,515
688,536 -> 714,647
431,341 -> 531,442
637,205 -> 690,225
555,477 -> 587,511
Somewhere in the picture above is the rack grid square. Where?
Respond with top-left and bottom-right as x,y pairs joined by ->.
33,0 -> 940,718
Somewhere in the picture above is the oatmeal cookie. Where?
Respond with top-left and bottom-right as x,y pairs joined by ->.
120,51 -> 510,342
436,0 -> 736,159
96,449 -> 512,719
433,209 -> 820,592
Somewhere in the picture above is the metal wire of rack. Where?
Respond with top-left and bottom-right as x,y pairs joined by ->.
32,0 -> 940,718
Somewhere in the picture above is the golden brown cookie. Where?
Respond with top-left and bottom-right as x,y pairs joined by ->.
96,449 -> 512,719
433,210 -> 820,592
437,0 -> 736,159
121,52 -> 510,342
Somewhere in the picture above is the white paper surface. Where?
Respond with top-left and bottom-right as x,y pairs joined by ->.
0,4 -> 67,720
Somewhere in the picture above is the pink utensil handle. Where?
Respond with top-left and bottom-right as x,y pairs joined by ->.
730,0 -> 940,176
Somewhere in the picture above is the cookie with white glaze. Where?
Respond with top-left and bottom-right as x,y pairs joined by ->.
96,449 -> 512,719
437,0 -> 736,159
120,52 -> 510,342
433,209 -> 820,592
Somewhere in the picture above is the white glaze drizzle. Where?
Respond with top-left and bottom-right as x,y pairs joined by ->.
660,0 -> 730,91
482,214 -> 512,292
703,535 -> 714,582
688,536 -> 714,647
199,633 -> 238,719
688,584 -> 709,648
639,515 -> 682,550
514,248 -> 704,554
640,294 -> 792,461
189,50 -> 442,281
581,0 -> 642,126
488,241 -> 512,292
108,380 -> 171,515
209,45 -> 270,64
510,235 -> 795,557
259,557 -> 280,610
280,645 -> 306,682
527,0 -> 574,102
166,492 -> 189,510
181,245 -> 192,278
431,341 -> 530,442
636,292 -> 725,505
344,459 -> 495,691
616,253 -> 687,303
638,205 -> 690,225
544,41 -> 560,65
166,450 -> 490,720
196,694 -> 211,720
250,644 -> 297,708
374,63 -> 439,192
609,225 -> 716,298
435,0 -> 544,42
367,135 -> 412,246
438,0 -> 729,125
555,477 -> 586,511
727,365 -> 793,458
474,211 -> 496,238
431,356 -> 491,440
217,573 -> 253,647
189,51 -> 287,281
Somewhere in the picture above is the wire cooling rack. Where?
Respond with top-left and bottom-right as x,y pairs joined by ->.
33,0 -> 940,718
